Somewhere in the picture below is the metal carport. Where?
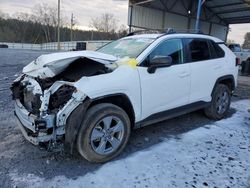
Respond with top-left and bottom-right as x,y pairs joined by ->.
128,0 -> 250,41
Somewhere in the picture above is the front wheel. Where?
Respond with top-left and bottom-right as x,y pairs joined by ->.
77,103 -> 131,163
204,84 -> 231,120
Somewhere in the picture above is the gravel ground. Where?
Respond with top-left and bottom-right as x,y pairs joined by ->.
0,49 -> 249,188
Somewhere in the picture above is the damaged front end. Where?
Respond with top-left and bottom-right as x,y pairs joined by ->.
11,51 -> 117,147
11,75 -> 86,146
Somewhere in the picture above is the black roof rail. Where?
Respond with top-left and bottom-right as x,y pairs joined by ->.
126,28 -> 203,36
163,28 -> 203,35
175,29 -> 203,34
126,29 -> 165,36
165,28 -> 176,34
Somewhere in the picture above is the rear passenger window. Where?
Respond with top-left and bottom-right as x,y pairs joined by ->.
187,39 -> 210,62
210,41 -> 225,58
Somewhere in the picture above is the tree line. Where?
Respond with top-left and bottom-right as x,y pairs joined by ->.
242,33 -> 250,49
0,3 -> 128,43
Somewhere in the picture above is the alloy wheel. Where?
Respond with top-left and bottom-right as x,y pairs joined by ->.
90,116 -> 125,155
216,91 -> 229,114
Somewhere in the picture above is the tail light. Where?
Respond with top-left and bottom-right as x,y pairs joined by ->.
236,58 -> 240,66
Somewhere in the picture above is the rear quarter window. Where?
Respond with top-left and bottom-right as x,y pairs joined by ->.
210,41 -> 225,58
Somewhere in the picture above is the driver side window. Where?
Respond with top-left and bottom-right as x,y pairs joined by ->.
148,39 -> 184,65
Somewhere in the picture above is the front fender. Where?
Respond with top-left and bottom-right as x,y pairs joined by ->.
73,66 -> 141,122
64,98 -> 92,154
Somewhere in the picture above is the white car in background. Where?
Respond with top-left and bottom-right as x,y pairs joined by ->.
228,43 -> 250,64
11,31 -> 238,163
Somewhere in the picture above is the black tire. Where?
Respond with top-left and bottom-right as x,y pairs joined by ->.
204,84 -> 231,120
76,103 -> 131,163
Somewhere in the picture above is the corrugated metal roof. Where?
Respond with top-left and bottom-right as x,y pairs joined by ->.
130,0 -> 250,24
205,0 -> 250,24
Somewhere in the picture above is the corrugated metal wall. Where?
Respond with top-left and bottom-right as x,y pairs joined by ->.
130,6 -> 164,29
164,12 -> 189,30
128,5 -> 228,41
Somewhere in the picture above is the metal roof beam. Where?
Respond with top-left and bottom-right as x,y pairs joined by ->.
208,2 -> 245,9
227,19 -> 250,24
159,0 -> 169,11
169,0 -> 179,11
202,4 -> 228,25
216,7 -> 250,15
131,0 -> 155,5
224,15 -> 250,20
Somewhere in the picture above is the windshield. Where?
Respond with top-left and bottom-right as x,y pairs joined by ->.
97,38 -> 154,58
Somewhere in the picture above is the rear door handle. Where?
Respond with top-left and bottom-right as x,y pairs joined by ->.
179,72 -> 190,78
213,65 -> 221,70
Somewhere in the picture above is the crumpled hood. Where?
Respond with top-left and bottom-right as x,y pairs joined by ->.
23,50 -> 118,78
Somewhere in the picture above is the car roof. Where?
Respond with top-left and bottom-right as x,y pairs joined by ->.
124,33 -> 223,43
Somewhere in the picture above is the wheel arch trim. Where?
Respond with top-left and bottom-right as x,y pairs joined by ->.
89,93 -> 136,126
211,75 -> 235,96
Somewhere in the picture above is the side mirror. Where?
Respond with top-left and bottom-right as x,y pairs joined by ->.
147,55 -> 172,73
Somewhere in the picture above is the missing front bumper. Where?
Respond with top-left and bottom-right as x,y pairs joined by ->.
14,90 -> 86,146
14,100 -> 54,145
15,115 -> 53,145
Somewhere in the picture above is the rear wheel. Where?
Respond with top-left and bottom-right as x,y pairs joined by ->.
77,103 -> 131,163
204,84 -> 231,120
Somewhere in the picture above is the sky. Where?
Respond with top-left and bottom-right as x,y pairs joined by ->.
0,0 -> 249,44
227,24 -> 250,44
0,0 -> 129,30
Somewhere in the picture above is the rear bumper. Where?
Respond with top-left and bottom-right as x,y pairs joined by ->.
14,100 -> 53,145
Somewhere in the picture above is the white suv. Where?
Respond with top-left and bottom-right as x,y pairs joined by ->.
11,32 -> 238,162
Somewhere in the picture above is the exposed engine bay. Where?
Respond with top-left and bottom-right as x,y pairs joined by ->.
37,57 -> 113,88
